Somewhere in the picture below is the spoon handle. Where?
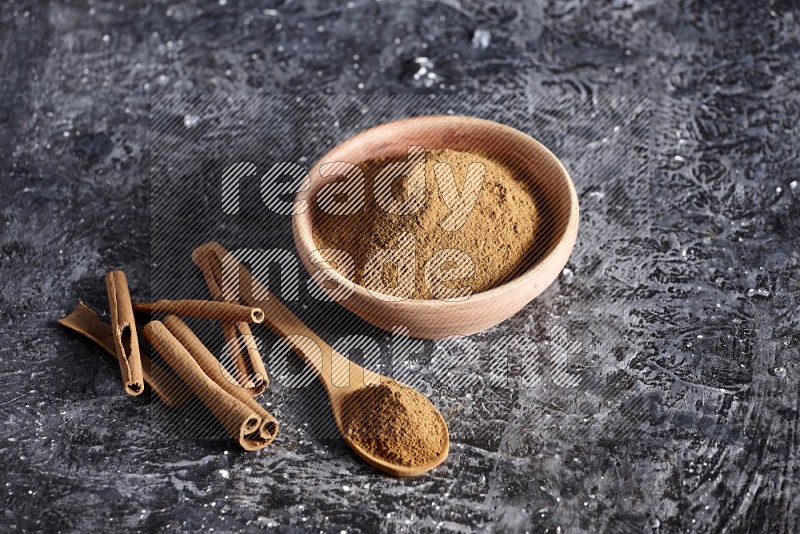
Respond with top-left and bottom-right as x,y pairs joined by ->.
195,242 -> 348,390
247,283 -> 331,377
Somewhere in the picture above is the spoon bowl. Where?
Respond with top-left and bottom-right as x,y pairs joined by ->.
339,395 -> 449,477
325,372 -> 450,477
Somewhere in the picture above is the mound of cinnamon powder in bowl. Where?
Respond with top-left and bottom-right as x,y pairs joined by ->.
341,381 -> 446,468
312,148 -> 541,299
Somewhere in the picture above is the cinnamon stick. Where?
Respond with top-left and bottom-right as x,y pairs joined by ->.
197,242 -> 335,373
132,299 -> 265,323
162,315 -> 278,443
234,321 -> 265,382
192,245 -> 269,395
143,320 -> 271,451
57,301 -> 188,409
220,321 -> 256,388
197,242 -> 281,319
105,270 -> 144,396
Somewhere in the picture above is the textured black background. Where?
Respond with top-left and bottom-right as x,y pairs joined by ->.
1,1 -> 799,532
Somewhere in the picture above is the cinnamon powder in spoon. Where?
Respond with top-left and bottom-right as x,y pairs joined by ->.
342,381 -> 446,468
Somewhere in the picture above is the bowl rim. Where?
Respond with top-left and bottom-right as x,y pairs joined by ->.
292,114 -> 579,310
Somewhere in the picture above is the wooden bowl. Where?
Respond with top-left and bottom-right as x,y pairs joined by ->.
292,115 -> 579,340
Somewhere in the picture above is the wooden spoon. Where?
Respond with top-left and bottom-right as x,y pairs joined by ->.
196,242 -> 449,477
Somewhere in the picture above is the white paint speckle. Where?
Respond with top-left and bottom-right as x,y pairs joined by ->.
472,28 -> 491,49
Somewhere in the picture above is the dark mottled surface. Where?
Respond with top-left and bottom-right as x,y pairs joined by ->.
1,1 -> 799,533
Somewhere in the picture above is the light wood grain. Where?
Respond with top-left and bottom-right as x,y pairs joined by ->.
292,115 -> 580,339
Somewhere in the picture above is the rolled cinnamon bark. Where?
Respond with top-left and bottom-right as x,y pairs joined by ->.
162,315 -> 278,443
197,242 -> 275,317
57,301 -> 188,409
192,244 -> 269,395
220,321 -> 256,388
105,270 -> 144,396
234,321 -> 264,381
143,320 -> 271,451
132,299 -> 264,324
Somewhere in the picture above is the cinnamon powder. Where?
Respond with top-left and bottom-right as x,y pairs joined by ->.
312,148 -> 540,299
342,381 -> 445,467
